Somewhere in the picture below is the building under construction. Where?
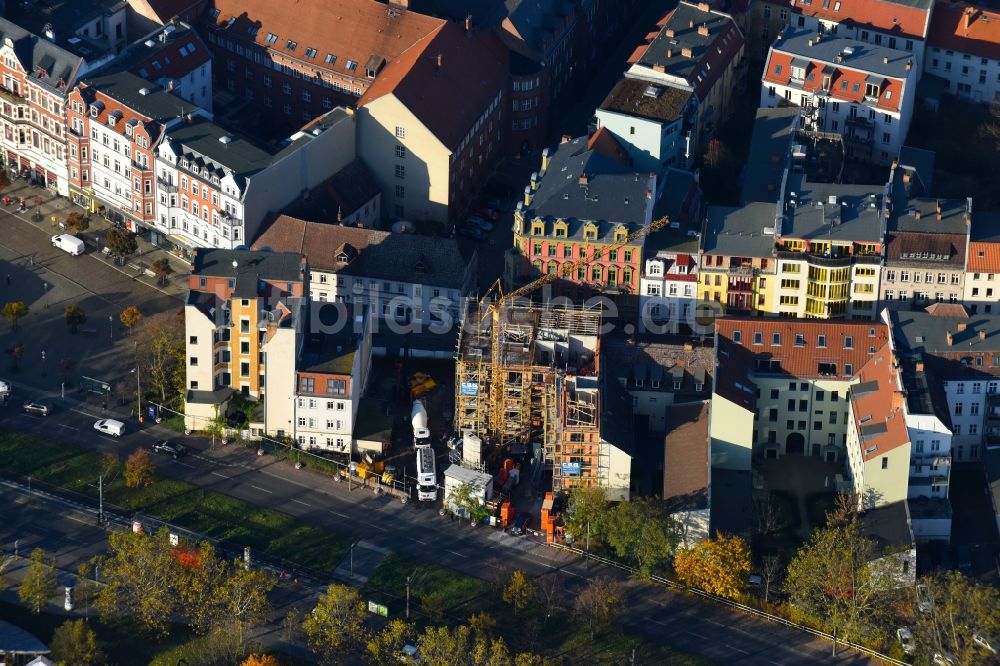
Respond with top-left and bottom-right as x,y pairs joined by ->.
455,300 -> 633,500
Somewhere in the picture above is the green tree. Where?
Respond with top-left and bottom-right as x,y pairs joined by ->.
74,561 -> 98,620
513,654 -> 549,666
564,486 -> 609,549
241,656 -> 280,666
673,534 -> 752,600
18,548 -> 56,613
784,515 -> 901,652
94,530 -> 180,637
137,311 -> 185,403
468,612 -> 496,642
204,405 -> 227,448
603,499 -> 679,576
119,305 -> 142,335
419,591 -> 448,624
123,448 -> 154,488
366,618 -> 416,666
2,301 -> 28,331
50,619 -> 103,666
446,482 -> 489,524
105,227 -> 137,263
502,570 -> 535,616
417,625 -> 473,666
913,571 -> 1000,666
471,636 -> 513,666
214,560 -> 275,653
174,541 -> 225,635
151,257 -> 173,286
63,303 -> 87,334
303,583 -> 367,662
64,211 -> 89,233
573,576 -> 624,639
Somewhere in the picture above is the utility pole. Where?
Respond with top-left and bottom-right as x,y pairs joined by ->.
405,568 -> 418,619
98,474 -> 103,525
350,541 -> 357,575
586,520 -> 590,553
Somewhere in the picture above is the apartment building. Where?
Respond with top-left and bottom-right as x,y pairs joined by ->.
713,318 -> 892,470
203,0 -> 445,135
890,307 -> 1000,461
294,310 -> 373,455
153,109 -> 355,253
622,2 -> 745,162
762,27 -> 918,164
699,203 -> 777,314
964,212 -> 1000,314
116,21 -> 213,112
252,215 -> 477,327
639,250 -> 700,332
741,107 -> 800,204
183,249 -> 307,434
772,173 -> 885,320
66,71 -> 203,229
505,131 -> 655,295
357,22 -> 508,225
880,198 -> 971,309
746,0 -> 932,68
926,3 -> 1000,103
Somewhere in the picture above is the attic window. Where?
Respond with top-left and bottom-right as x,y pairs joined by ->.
152,60 -> 162,71
286,40 -> 297,51
345,60 -> 358,71
209,8 -> 220,19
840,80 -> 848,90
304,47 -> 317,58
248,26 -> 259,37
415,261 -> 427,273
325,54 -> 337,65
265,33 -> 278,44
885,90 -> 892,100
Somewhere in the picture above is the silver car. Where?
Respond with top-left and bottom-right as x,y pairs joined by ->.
23,402 -> 50,416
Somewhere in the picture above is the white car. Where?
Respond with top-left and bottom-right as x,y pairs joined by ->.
896,627 -> 915,656
93,418 -> 125,437
973,633 -> 997,654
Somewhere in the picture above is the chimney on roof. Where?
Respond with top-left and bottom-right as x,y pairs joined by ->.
666,28 -> 675,38
936,199 -> 942,220
905,59 -> 913,71
654,63 -> 666,72
964,8 -> 973,30
689,20 -> 694,28
681,47 -> 693,58
185,113 -> 193,123
465,15 -> 473,32
808,39 -> 813,47
698,24 -> 710,37
541,147 -> 551,172
697,1 -> 711,10
914,210 -> 921,220
915,360 -> 924,372
883,56 -> 889,64
980,329 -> 987,341
524,186 -> 533,206
578,174 -> 589,186
647,189 -> 653,200
946,330 -> 954,346
836,54 -> 844,63
958,322 -> 967,332
168,80 -> 175,92
561,134 -> 571,144
434,53 -> 443,71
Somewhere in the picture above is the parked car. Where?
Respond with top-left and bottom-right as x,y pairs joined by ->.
463,216 -> 494,233
472,206 -> 500,222
458,226 -> 488,242
51,233 -> 85,256
510,512 -> 531,536
93,418 -> 125,437
896,627 -> 915,656
152,440 -> 187,459
916,583 -> 933,614
973,633 -> 997,654
22,402 -> 50,416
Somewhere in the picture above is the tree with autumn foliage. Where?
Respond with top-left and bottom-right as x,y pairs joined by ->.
240,655 -> 279,666
673,533 -> 752,600
123,448 -> 154,488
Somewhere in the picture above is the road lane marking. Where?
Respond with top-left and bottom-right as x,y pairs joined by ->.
211,471 -> 229,479
445,549 -> 468,558
292,499 -> 311,507
172,461 -> 195,469
368,523 -> 387,532
329,510 -> 351,520
55,423 -> 76,430
249,485 -> 273,494
70,408 -> 102,419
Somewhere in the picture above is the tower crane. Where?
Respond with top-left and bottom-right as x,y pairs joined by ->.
477,215 -> 673,440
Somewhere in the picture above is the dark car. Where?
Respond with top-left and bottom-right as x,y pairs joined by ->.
23,402 -> 50,416
152,440 -> 187,459
510,512 -> 532,536
458,226 -> 488,242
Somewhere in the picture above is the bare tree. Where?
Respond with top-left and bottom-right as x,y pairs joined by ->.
536,573 -> 565,621
759,555 -> 784,604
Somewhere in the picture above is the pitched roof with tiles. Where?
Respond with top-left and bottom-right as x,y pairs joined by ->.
968,212 -> 1000,272
135,0 -> 207,24
928,3 -> 1000,61
715,317 -> 891,380
663,400 -> 710,508
208,0 -> 446,81
119,23 -> 212,83
849,342 -> 910,461
359,22 -> 509,151
789,0 -> 933,40
252,215 -> 472,290
0,17 -> 85,93
632,1 -> 745,101
764,28 -> 913,113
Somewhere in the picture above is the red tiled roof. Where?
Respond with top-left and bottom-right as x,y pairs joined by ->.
885,231 -> 966,265
359,22 -> 509,150
924,302 -> 969,317
967,241 -> 1000,272
763,50 -> 903,112
130,30 -> 211,82
928,2 -> 1000,62
715,317 -> 890,379
209,0 -> 445,81
850,343 -> 910,461
790,0 -> 932,40
587,127 -> 630,165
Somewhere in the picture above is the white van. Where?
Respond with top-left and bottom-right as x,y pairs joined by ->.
93,418 -> 125,437
52,234 -> 85,256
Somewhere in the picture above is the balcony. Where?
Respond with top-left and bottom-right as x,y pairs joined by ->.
0,87 -> 27,105
219,209 -> 239,226
846,115 -> 873,129
844,133 -> 874,146
157,177 -> 177,193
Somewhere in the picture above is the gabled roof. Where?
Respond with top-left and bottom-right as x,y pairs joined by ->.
252,215 -> 472,289
968,212 -> 1000,272
663,401 -> 710,508
359,22 -> 508,151
0,17 -> 84,93
928,3 -> 1000,62
789,0 -> 933,40
83,70 -> 194,123
131,0 -> 208,24
119,23 -> 212,83
849,342 -> 909,461
208,0 -> 445,82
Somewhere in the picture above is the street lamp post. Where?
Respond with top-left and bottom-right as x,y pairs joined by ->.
131,367 -> 141,419
109,315 -> 113,341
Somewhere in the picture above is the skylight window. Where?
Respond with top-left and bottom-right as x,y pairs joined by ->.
305,47 -> 317,58
325,54 -> 337,65
286,40 -> 297,51
265,33 -> 278,44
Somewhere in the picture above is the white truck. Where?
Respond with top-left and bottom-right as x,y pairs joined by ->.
51,234 -> 85,256
411,399 -> 431,447
415,444 -> 437,501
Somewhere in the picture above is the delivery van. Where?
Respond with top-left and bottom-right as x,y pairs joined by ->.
52,234 -> 85,256
93,418 -> 125,437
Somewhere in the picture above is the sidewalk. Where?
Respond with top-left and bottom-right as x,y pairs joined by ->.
2,180 -> 190,300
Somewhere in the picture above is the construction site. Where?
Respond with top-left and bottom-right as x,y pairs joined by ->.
454,299 -> 632,503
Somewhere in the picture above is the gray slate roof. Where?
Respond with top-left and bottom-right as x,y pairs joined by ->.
191,248 -> 304,288
84,70 -> 193,120
638,2 -> 737,87
890,309 -> 1000,354
891,198 -> 970,234
859,501 -> 913,552
0,17 -> 85,94
702,203 -> 777,257
525,135 -> 653,231
781,171 -> 885,242
162,119 -> 275,180
774,27 -> 914,79
741,107 -> 799,204
2,0 -> 120,62
0,618 -> 49,655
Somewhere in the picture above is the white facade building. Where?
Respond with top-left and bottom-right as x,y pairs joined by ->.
926,3 -> 1000,104
639,251 -> 699,333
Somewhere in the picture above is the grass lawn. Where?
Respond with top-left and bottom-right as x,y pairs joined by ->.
553,619 -> 714,666
805,492 -> 839,531
361,552 -> 490,620
0,431 -> 349,571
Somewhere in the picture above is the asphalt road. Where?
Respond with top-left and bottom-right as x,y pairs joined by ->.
0,396 -> 874,665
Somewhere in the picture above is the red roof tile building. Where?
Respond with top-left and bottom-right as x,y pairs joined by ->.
926,3 -> 1000,103
964,212 -> 1000,313
761,26 -> 918,164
